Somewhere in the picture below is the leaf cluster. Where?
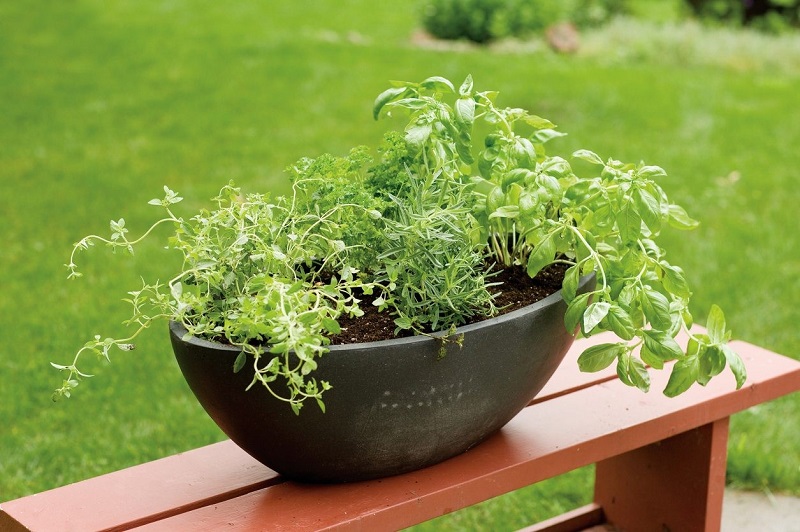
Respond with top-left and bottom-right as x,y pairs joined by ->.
54,75 -> 745,413
374,74 -> 746,397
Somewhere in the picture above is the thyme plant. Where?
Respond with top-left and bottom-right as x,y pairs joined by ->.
54,75 -> 745,413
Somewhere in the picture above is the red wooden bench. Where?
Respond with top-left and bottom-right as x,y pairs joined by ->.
2,329 -> 799,531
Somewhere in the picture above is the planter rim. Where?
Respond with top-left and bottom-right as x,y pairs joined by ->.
170,274 -> 591,353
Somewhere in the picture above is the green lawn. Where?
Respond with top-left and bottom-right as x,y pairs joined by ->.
1,1 -> 798,527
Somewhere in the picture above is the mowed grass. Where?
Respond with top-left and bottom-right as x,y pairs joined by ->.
1,0 -> 798,526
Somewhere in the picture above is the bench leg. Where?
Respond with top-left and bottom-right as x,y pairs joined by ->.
594,417 -> 730,532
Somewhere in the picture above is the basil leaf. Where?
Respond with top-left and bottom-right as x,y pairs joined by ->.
420,75 -> 455,93
706,304 -> 727,344
641,286 -> 672,331
573,149 -> 603,165
633,187 -> 662,233
561,265 -> 580,303
668,204 -> 700,230
640,343 -> 664,370
458,74 -> 473,96
606,304 -> 636,340
526,233 -> 556,278
664,357 -> 699,397
698,345 -> 726,386
577,343 -> 624,372
642,329 -> 683,361
583,301 -> 611,334
617,352 -> 650,392
373,86 -> 407,119
660,262 -> 691,300
455,97 -> 476,129
722,344 -> 747,389
565,292 -> 592,333
617,201 -> 642,243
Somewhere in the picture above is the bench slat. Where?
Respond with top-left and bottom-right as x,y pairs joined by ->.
131,339 -> 800,531
0,441 -> 277,532
532,332 -> 620,404
2,334 -> 797,532
0,333 -> 621,531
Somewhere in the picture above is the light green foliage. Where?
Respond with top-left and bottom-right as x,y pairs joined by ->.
374,75 -> 745,397
57,161 -> 387,414
57,74 -> 745,412
54,91 -> 502,412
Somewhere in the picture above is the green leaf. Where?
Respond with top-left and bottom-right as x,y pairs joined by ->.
561,265 -> 580,303
660,262 -> 691,300
526,234 -> 556,278
706,304 -> 726,344
722,344 -> 747,389
316,397 -> 326,414
637,165 -> 667,179
233,351 -> 247,373
633,187 -> 661,233
698,346 -> 726,386
321,317 -> 341,335
486,185 -> 505,212
640,344 -> 664,370
668,204 -> 700,230
617,352 -> 650,392
532,129 -> 567,144
583,301 -> 611,334
642,329 -> 684,362
523,114 -> 555,129
420,76 -> 455,93
458,74 -> 473,96
405,124 -> 432,146
394,316 -> 413,330
565,292 -> 592,333
577,343 -> 624,372
572,149 -> 603,165
488,205 -> 520,219
617,202 -> 642,242
455,97 -> 476,129
641,287 -> 672,331
664,357 -> 699,397
606,304 -> 636,341
373,87 -> 407,119
456,138 -> 475,165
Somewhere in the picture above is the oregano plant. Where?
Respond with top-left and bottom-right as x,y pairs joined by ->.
54,75 -> 745,414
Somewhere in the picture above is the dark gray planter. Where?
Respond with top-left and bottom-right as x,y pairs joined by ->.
170,274 -> 593,483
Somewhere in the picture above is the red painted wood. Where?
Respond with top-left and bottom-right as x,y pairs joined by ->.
2,333 -> 797,531
0,334 -> 620,531
519,503 -> 605,532
595,418 -> 729,531
0,440 -> 277,531
131,339 -> 800,531
533,332 -> 621,404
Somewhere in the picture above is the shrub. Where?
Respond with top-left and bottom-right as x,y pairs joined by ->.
684,0 -> 800,32
421,0 -> 629,43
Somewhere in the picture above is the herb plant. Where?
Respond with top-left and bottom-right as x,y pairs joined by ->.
54,75 -> 745,414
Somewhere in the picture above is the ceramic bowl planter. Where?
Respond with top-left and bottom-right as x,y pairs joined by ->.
170,274 -> 594,483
